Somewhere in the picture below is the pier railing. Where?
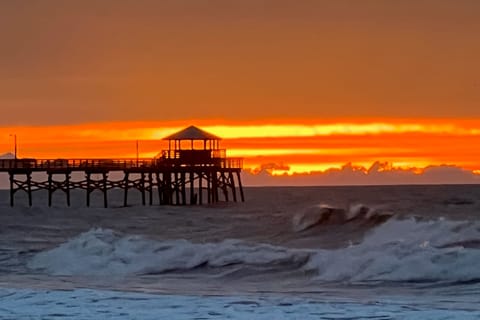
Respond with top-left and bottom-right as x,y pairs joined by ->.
160,149 -> 227,160
221,157 -> 243,169
156,149 -> 242,168
0,156 -> 243,171
0,158 -> 154,170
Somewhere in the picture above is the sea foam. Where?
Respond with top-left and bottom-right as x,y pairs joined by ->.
2,288 -> 479,320
29,218 -> 480,284
28,228 -> 309,276
306,218 -> 480,282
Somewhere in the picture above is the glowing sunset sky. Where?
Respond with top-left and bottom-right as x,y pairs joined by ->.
1,1 -> 480,181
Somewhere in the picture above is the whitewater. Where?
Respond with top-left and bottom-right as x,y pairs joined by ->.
1,185 -> 480,318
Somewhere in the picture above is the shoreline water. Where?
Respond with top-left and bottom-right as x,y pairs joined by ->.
1,185 -> 480,318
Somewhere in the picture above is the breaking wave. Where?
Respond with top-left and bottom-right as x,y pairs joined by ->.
306,218 -> 480,283
28,229 -> 309,276
292,203 -> 394,232
29,217 -> 480,284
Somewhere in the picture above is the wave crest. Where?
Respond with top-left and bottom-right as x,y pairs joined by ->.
292,203 -> 394,232
29,217 -> 480,284
28,229 -> 310,276
306,218 -> 480,282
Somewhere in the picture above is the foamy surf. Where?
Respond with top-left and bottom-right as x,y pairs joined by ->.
28,228 -> 310,276
306,218 -> 480,283
2,287 -> 479,320
28,217 -> 480,284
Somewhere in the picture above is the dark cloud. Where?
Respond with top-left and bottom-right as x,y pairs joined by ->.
252,162 -> 290,174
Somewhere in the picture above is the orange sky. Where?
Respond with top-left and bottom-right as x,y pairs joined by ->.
1,118 -> 480,175
1,1 -> 479,182
1,1 -> 480,125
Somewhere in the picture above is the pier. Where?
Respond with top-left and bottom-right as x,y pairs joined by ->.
0,126 -> 244,207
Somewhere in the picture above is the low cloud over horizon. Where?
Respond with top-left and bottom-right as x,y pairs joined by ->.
0,160 -> 478,192
242,161 -> 480,186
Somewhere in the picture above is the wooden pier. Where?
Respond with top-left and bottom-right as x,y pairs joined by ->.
0,126 -> 244,207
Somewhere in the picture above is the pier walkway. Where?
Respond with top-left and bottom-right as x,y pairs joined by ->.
0,126 -> 245,207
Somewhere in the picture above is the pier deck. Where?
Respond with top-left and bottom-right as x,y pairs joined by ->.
0,157 -> 244,207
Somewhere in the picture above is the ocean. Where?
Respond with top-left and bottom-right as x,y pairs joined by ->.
0,185 -> 479,319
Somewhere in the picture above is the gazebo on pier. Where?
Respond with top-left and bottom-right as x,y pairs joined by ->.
161,125 -> 223,166
156,125 -> 244,205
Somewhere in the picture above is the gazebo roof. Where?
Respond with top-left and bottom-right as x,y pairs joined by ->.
163,125 -> 221,141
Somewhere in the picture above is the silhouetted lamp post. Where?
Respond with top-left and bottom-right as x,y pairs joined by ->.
136,140 -> 139,166
9,134 -> 17,159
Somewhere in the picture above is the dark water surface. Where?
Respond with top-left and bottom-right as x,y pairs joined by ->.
1,185 -> 480,318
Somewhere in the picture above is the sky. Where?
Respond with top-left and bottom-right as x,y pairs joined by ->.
1,1 -> 480,185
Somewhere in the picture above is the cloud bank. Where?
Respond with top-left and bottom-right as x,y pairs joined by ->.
1,160 -> 478,190
242,161 -> 480,186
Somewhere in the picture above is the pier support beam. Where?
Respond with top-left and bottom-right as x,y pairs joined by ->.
123,170 -> 149,207
198,173 -> 203,205
148,172 -> 153,206
236,171 -> 244,202
189,171 -> 195,205
123,171 -> 130,207
47,171 -> 71,207
86,171 -> 109,208
9,170 -> 33,207
229,171 -> 237,202
206,171 -> 212,204
212,172 -> 219,203
181,171 -> 186,205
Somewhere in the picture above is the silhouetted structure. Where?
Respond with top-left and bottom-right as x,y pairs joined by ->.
0,126 -> 244,207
